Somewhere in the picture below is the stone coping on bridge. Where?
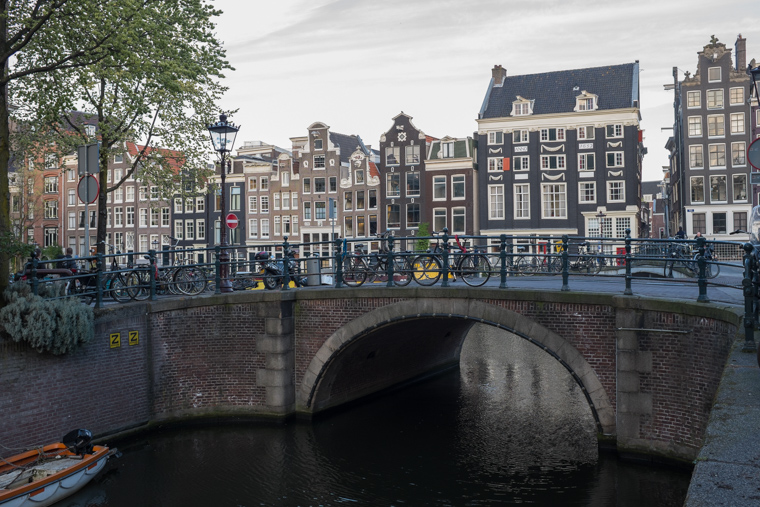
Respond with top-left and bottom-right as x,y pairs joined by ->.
94,286 -> 744,326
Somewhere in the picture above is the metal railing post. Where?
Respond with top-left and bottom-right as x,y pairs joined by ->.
149,249 -> 157,301
95,253 -> 104,309
624,229 -> 633,295
441,228 -> 450,288
214,245 -> 221,294
742,243 -> 757,352
30,253 -> 39,296
499,234 -> 507,288
334,238 -> 344,288
561,235 -> 570,291
282,236 -> 291,291
696,235 -> 709,303
386,235 -> 395,287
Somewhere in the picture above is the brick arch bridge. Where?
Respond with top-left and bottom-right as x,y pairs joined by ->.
299,298 -> 614,436
1,288 -> 739,462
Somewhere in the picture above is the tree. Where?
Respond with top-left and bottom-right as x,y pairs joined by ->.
0,0 -> 147,296
12,0 -> 229,257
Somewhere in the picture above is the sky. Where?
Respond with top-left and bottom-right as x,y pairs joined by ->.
211,0 -> 760,183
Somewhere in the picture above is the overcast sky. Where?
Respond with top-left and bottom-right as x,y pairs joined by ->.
211,0 -> 760,182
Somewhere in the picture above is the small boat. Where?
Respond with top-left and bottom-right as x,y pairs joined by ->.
0,429 -> 118,507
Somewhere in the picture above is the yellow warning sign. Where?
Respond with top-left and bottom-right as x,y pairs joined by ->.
110,333 -> 121,349
129,330 -> 139,346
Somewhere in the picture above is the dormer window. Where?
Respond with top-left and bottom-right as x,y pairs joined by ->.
511,96 -> 533,116
574,91 -> 598,112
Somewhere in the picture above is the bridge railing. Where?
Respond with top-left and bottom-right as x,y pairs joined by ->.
13,232 -> 758,351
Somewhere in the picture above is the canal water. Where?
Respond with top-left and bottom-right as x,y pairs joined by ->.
61,325 -> 691,506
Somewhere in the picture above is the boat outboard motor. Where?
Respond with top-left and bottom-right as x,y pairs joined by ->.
62,428 -> 94,456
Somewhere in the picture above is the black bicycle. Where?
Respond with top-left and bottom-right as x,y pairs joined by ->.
663,241 -> 719,278
411,233 -> 491,287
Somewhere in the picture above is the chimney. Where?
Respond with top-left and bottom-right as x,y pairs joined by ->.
491,64 -> 507,86
736,34 -> 746,71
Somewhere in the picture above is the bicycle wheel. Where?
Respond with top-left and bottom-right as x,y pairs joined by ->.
516,255 -> 537,276
174,267 -> 207,295
393,256 -> 413,287
110,273 -> 133,303
342,256 -> 367,287
460,254 -> 491,287
547,255 -> 563,275
412,255 -> 441,286
127,269 -> 150,300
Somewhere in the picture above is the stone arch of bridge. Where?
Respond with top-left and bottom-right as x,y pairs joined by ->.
299,298 -> 615,436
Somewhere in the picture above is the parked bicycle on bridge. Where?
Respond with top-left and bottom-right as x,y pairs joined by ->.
411,230 -> 491,287
342,232 -> 413,287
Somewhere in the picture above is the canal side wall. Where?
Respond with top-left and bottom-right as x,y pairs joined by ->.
0,288 -> 739,463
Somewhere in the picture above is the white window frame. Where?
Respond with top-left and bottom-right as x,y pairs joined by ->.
606,152 -> 624,168
708,143 -> 726,169
540,154 -> 566,170
707,89 -> 724,109
687,90 -> 701,108
488,157 -> 503,172
729,87 -> 744,105
451,175 -> 465,200
578,153 -> 595,171
577,125 -> 595,140
540,128 -> 565,142
487,131 -> 504,144
689,145 -> 704,169
607,181 -> 625,203
451,207 -> 466,234
488,185 -> 504,220
541,183 -> 567,219
707,114 -> 725,137
513,156 -> 529,172
730,112 -> 745,135
605,124 -> 623,138
732,141 -> 747,167
432,175 -> 446,201
514,184 -> 530,219
579,182 -> 596,203
513,129 -> 528,143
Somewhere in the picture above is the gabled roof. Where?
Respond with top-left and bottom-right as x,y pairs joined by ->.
479,63 -> 639,119
329,131 -> 362,164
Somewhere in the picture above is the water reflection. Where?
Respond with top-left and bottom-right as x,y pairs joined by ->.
58,324 -> 690,506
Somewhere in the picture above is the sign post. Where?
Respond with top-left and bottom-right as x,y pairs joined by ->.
77,143 -> 99,256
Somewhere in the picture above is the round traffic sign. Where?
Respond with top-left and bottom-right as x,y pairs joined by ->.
749,138 -> 760,170
225,213 -> 239,229
77,175 -> 99,204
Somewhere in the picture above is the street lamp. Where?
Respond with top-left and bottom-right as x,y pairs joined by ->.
207,114 -> 240,293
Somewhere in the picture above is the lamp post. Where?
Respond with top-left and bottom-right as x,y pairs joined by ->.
207,114 -> 240,293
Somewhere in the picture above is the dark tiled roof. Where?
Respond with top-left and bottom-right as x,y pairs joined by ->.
480,63 -> 638,119
641,181 -> 661,195
329,131 -> 362,164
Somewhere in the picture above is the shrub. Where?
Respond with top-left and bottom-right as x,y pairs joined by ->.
0,283 -> 94,355
415,222 -> 430,252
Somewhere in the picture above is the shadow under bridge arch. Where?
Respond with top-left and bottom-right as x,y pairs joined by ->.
298,299 -> 615,436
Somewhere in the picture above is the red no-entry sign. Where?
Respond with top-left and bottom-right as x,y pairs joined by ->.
226,213 -> 239,229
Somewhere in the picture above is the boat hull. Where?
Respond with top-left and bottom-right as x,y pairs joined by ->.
0,443 -> 112,507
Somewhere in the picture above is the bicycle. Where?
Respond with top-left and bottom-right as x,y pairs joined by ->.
129,237 -> 207,299
663,240 -> 719,279
69,244 -> 132,304
411,231 -> 491,287
515,248 -> 562,276
568,242 -> 603,274
342,233 -> 413,287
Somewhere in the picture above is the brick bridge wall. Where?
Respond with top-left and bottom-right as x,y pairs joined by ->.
0,288 -> 738,462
